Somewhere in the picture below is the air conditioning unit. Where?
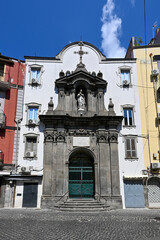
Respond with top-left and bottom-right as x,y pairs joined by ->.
26,151 -> 31,157
28,119 -> 33,124
32,78 -> 38,84
151,162 -> 160,169
32,119 -> 37,124
123,80 -> 129,86
30,151 -> 36,157
21,167 -> 26,172
26,151 -> 36,157
29,166 -> 34,171
21,166 -> 31,173
28,119 -> 37,125
152,69 -> 159,76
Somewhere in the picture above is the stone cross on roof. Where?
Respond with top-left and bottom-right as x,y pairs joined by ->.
74,41 -> 88,65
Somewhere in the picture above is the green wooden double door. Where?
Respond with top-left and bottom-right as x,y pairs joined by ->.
69,154 -> 94,198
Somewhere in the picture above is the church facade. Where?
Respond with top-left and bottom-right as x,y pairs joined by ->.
14,41 -> 145,209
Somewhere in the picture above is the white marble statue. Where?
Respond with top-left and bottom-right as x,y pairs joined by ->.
77,89 -> 85,111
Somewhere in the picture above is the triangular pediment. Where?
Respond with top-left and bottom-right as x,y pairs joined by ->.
55,69 -> 107,91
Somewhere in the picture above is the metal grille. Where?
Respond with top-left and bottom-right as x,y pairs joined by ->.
148,178 -> 160,206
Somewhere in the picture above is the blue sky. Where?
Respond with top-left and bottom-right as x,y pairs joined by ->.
0,0 -> 160,59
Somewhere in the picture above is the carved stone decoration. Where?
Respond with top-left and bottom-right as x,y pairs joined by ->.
68,129 -> 93,136
109,132 -> 118,143
55,131 -> 66,143
74,41 -> 88,69
44,131 -> 54,142
46,97 -> 54,115
96,131 -> 109,143
108,98 -> 116,116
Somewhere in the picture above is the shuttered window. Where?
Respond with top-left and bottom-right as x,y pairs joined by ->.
125,138 -> 137,158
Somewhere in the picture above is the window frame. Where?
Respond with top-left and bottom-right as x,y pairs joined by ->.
28,64 -> 44,86
23,133 -> 39,159
25,102 -> 41,126
124,137 -> 138,160
121,104 -> 135,128
118,66 -> 132,87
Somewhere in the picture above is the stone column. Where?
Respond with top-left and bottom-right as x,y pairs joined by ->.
97,132 -> 111,196
94,162 -> 99,199
109,131 -> 121,196
42,133 -> 53,196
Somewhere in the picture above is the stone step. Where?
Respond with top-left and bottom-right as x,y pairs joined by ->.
53,199 -> 111,212
67,198 -> 95,201
56,207 -> 107,212
60,202 -> 105,206
54,205 -> 112,212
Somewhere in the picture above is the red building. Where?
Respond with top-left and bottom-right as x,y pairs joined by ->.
0,54 -> 25,207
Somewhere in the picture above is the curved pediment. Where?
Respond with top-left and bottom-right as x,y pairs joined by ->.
56,41 -> 106,63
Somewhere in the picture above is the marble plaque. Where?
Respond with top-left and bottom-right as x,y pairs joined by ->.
73,137 -> 90,147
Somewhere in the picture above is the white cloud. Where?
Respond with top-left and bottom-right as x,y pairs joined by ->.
101,0 -> 126,58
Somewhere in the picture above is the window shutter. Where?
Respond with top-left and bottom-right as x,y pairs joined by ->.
131,138 -> 136,157
31,70 -> 36,79
37,70 -> 40,82
128,109 -> 133,125
28,108 -> 33,120
34,108 -> 38,121
26,138 -> 32,152
126,139 -> 131,158
32,138 -> 37,153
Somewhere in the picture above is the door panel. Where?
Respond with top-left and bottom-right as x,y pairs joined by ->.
22,183 -> 38,208
69,155 -> 94,198
124,180 -> 145,208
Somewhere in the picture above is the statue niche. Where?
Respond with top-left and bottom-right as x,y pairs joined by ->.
77,89 -> 86,111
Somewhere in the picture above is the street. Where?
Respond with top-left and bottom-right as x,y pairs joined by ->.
0,209 -> 160,240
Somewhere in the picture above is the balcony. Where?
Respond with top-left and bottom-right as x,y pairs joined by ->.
0,71 -> 11,90
0,112 -> 6,128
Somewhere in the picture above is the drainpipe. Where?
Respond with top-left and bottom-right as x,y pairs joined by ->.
14,118 -> 22,173
149,53 -> 160,153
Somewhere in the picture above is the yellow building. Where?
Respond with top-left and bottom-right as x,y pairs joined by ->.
126,29 -> 160,208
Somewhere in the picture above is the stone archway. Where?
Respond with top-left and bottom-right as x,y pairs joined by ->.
69,149 -> 95,199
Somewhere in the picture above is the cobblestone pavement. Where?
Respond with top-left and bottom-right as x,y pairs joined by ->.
0,209 -> 160,240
